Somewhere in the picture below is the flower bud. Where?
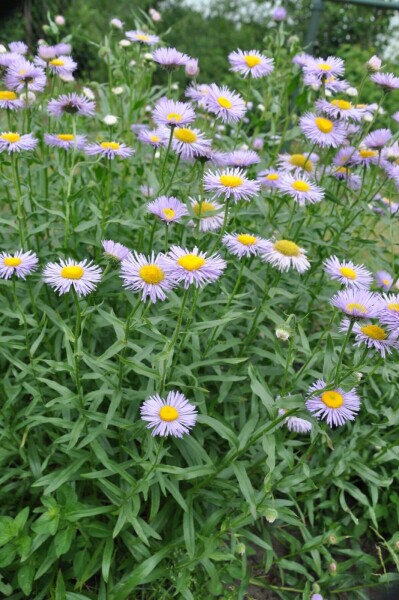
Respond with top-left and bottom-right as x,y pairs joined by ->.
149,8 -> 161,22
19,91 -> 36,106
112,86 -> 124,95
276,328 -> 290,341
273,7 -> 287,21
367,55 -> 382,72
119,39 -> 131,48
55,15 -> 65,26
110,18 -> 124,29
0,44 -> 7,54
144,52 -> 154,61
346,86 -> 358,97
185,58 -> 199,78
253,137 -> 264,151
83,86 -> 95,100
236,543 -> 246,555
257,103 -> 265,111
103,114 -> 118,126
355,372 -> 363,381
363,113 -> 373,123
129,60 -> 137,68
329,562 -> 337,573
329,534 -> 338,544
264,508 -> 278,523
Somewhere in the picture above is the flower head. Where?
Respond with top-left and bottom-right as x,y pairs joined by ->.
257,169 -> 282,189
137,128 -> 165,148
0,132 -> 37,154
324,256 -> 373,289
0,90 -> 24,110
43,258 -> 102,296
164,246 -> 226,288
277,170 -> 324,205
315,98 -> 364,121
300,112 -> 347,148
204,84 -> 246,123
85,140 -> 134,159
185,58 -> 199,77
152,97 -> 195,127
379,293 -> 399,330
44,133 -> 87,151
48,93 -> 96,118
330,288 -> 381,318
102,240 -> 131,262
273,7 -> 287,21
48,55 -> 77,77
120,252 -> 176,303
375,270 -> 393,291
225,149 -> 260,168
371,72 -> 399,92
228,49 -> 274,79
0,250 -> 38,279
306,379 -> 360,427
277,152 -> 318,174
152,47 -> 189,69
168,126 -> 211,160
188,198 -> 224,231
260,239 -> 310,273
5,58 -> 46,92
140,391 -> 197,437
147,196 -> 188,223
9,41 -> 28,55
363,128 -> 392,149
222,232 -> 266,258
303,56 -> 345,81
278,409 -> 312,433
343,319 -> 398,357
126,30 -> 160,45
203,168 -> 260,203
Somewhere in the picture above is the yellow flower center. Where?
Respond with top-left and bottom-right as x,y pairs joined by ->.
339,266 -> 356,280
177,254 -> 206,271
4,257 -> 22,267
317,62 -> 332,71
149,135 -> 160,143
387,302 -> 399,312
359,149 -> 377,159
321,390 -> 344,408
139,265 -> 165,284
382,197 -> 392,205
266,173 -> 279,180
237,234 -> 257,245
173,128 -> 197,143
217,96 -> 233,109
361,324 -> 387,340
193,201 -> 215,215
244,55 -> 261,68
101,142 -> 120,150
166,112 -> 182,122
61,266 -> 84,280
292,180 -> 310,192
136,34 -> 149,42
331,99 -> 352,110
315,117 -> 334,134
382,278 -> 391,286
57,134 -> 75,141
289,154 -> 313,172
0,91 -> 17,101
159,405 -> 179,422
345,303 -> 367,314
337,167 -> 350,175
273,240 -> 300,257
50,59 -> 65,67
162,208 -> 176,220
1,133 -> 21,143
219,174 -> 243,187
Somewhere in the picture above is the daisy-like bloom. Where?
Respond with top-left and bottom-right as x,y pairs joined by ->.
203,168 -> 260,203
257,169 -> 282,189
152,47 -> 189,69
353,147 -> 379,167
379,293 -> 399,330
147,196 -> 188,223
164,246 -> 226,288
204,84 -> 246,123
342,319 -> 398,358
370,72 -> 399,92
43,258 -> 102,297
303,56 -> 345,81
140,391 -> 197,437
375,270 -> 393,291
0,90 -> 24,110
4,58 -> 46,92
330,288 -> 381,319
125,30 -> 160,45
292,52 -> 313,68
225,149 -> 260,168
185,83 -> 211,105
167,126 -> 211,160
188,198 -> 224,232
85,141 -> 134,160
332,146 -> 357,168
324,256 -> 373,289
9,41 -> 28,55
315,98 -> 364,121
260,239 -> 310,273
299,113 -> 347,148
44,133 -> 87,151
228,49 -> 274,79
0,52 -> 20,68
306,379 -> 360,427
54,42 -> 72,56
102,240 -> 131,262
0,250 -> 38,280
278,409 -> 312,434
137,128 -> 165,148
222,232 -> 266,259
277,170 -> 324,206
120,252 -> 175,303
152,97 -> 195,127
48,55 -> 77,77
277,152 -> 318,174
47,93 -> 96,118
0,132 -> 37,154
362,128 -> 392,149
303,73 -> 349,93
330,166 -> 361,190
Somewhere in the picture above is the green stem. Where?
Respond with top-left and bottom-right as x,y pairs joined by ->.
334,317 -> 355,385
11,154 -> 26,246
72,290 -> 84,407
64,117 -> 77,250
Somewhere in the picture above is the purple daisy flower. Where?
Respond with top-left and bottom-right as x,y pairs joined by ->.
273,7 -> 287,21
303,56 -> 345,81
303,73 -> 349,93
54,43 -> 72,55
48,55 -> 77,77
85,141 -> 134,159
330,288 -> 381,318
353,147 -> 379,167
315,98 -> 364,121
187,198 -> 224,232
125,30 -> 160,45
152,97 -> 196,127
102,240 -> 131,262
0,53 -> 20,68
257,169 -> 282,189
228,49 -> 274,79
140,391 -> 197,437
222,232 -> 266,258
47,93 -> 96,118
204,84 -> 246,123
292,52 -> 313,68
9,41 -> 28,55
343,319 -> 398,358
277,170 -> 324,205
167,126 -> 211,160
324,256 -> 372,289
362,128 -> 392,149
375,270 -> 393,291
332,146 -> 357,168
379,294 -> 399,330
120,252 -> 176,303
330,166 -> 361,190
185,83 -> 211,105
152,47 -> 189,69
370,72 -> 399,92
225,149 -> 260,168
277,152 -> 318,174
5,58 -> 46,92
203,168 -> 260,203
185,58 -> 199,77
137,128 -> 165,148
260,239 -> 310,273
306,379 -> 360,427
37,45 -> 57,61
0,132 -> 37,154
278,409 -> 312,434
44,133 -> 87,151
164,245 -> 226,289
299,112 -> 347,148
0,90 -> 24,111
147,196 -> 188,223
43,258 -> 102,297
0,249 -> 38,279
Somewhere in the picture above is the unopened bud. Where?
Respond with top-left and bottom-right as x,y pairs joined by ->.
329,534 -> 338,544
119,39 -> 131,48
367,55 -> 382,72
236,543 -> 246,555
82,86 -> 95,100
55,15 -> 65,26
355,372 -> 363,381
19,91 -> 36,106
112,86 -> 124,95
329,562 -> 337,573
264,508 -> 278,523
149,8 -> 161,22
346,86 -> 358,97
144,52 -> 154,61
103,114 -> 118,126
276,328 -> 290,341
110,18 -> 124,30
